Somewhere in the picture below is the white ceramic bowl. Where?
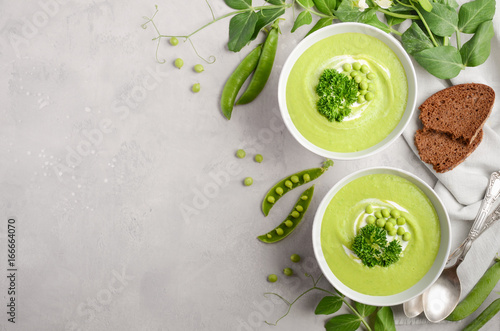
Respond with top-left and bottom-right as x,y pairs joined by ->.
312,167 -> 451,306
278,23 -> 417,160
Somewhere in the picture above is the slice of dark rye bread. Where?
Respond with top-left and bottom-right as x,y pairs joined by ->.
419,83 -> 495,145
415,129 -> 484,173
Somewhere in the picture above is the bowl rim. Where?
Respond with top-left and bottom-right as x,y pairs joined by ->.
278,22 -> 418,160
312,166 -> 451,306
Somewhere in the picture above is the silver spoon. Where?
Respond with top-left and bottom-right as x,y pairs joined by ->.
423,171 -> 500,323
403,199 -> 500,318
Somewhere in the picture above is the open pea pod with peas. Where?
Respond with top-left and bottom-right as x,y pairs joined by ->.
258,186 -> 315,243
262,159 -> 333,216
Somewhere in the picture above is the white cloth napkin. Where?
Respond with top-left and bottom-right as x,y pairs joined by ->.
396,2 -> 500,324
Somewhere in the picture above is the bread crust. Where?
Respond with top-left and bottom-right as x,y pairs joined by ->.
419,83 -> 495,145
415,129 -> 484,173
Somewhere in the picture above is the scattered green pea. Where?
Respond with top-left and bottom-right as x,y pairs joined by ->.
275,187 -> 284,196
367,72 -> 376,80
376,218 -> 386,228
374,211 -> 382,219
350,71 -> 359,77
290,254 -> 301,262
397,227 -> 405,236
174,58 -> 184,69
267,196 -> 275,204
276,228 -> 284,236
291,175 -> 299,183
387,218 -> 396,225
285,180 -> 293,189
354,75 -> 362,83
266,233 -> 272,239
357,95 -> 365,104
361,64 -> 369,73
236,149 -> 246,158
353,62 -> 361,71
365,92 -> 374,101
295,205 -> 304,212
343,63 -> 352,71
192,83 -> 201,93
283,267 -> 293,276
368,83 -> 375,91
397,217 -> 406,225
388,229 -> 397,236
365,205 -> 374,214
303,174 -> 311,182
255,154 -> 263,163
391,210 -> 401,218
360,89 -> 367,95
403,232 -> 411,241
169,37 -> 179,46
244,177 -> 253,186
359,81 -> 368,90
381,209 -> 390,217
291,211 -> 300,218
301,195 -> 308,200
366,215 -> 376,224
385,222 -> 394,231
284,220 -> 293,227
268,274 -> 278,282
194,64 -> 204,73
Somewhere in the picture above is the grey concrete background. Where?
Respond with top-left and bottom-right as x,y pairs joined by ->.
0,0 -> 498,330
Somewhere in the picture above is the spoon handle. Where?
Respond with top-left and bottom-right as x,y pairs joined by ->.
447,171 -> 500,267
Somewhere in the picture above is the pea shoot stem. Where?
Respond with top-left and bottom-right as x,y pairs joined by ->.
294,0 -> 337,19
378,8 -> 419,20
455,29 -> 461,50
412,5 -> 439,47
264,273 -> 372,331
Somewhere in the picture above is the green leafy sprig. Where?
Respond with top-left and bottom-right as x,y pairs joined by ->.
351,224 -> 403,268
265,273 -> 396,331
143,0 -> 495,81
316,69 -> 358,122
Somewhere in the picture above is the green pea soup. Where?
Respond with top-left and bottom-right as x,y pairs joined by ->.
321,174 -> 441,296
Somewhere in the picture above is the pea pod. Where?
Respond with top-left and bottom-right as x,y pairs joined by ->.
258,186 -> 315,243
220,45 -> 262,119
262,159 -> 333,216
236,21 -> 279,105
447,259 -> 500,321
462,298 -> 500,331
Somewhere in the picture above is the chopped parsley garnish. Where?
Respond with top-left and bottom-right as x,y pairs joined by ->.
351,224 -> 402,268
315,69 -> 358,122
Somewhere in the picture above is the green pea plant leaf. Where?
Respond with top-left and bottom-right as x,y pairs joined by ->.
305,17 -> 333,37
413,46 -> 464,79
460,20 -> 494,67
224,0 -> 252,10
374,306 -> 396,331
250,7 -> 286,41
419,2 -> 458,37
315,295 -> 343,315
314,0 -> 336,15
298,0 -> 315,8
228,11 -> 259,52
292,10 -> 313,32
355,302 -> 377,317
417,0 -> 433,12
402,22 -> 435,55
325,314 -> 361,331
335,0 -> 390,33
435,0 -> 459,10
265,0 -> 285,5
458,0 -> 496,33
